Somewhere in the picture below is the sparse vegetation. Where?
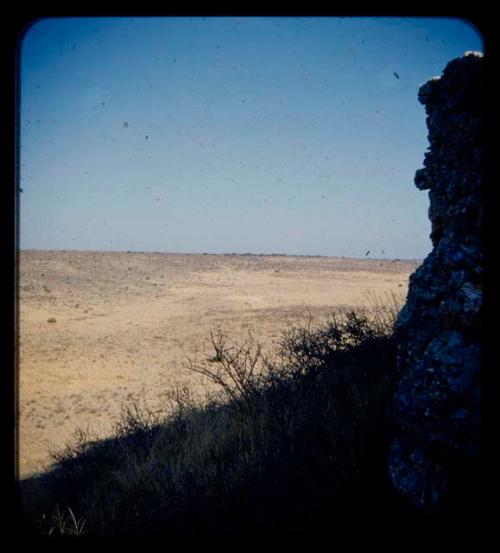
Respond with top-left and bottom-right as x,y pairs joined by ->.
19,293 -> 437,536
37,506 -> 87,537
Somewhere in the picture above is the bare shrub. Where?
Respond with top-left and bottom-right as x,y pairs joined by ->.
24,295 -> 414,535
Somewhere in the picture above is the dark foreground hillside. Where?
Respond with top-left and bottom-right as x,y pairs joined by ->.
17,299 -> 478,537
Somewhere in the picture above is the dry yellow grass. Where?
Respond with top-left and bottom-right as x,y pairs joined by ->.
18,250 -> 419,479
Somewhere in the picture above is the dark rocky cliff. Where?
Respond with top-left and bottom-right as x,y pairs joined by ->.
389,52 -> 483,515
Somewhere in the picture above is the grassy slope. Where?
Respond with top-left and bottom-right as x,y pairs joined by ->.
18,299 -> 461,536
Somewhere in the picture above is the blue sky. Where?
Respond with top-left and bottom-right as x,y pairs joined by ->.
19,16 -> 483,258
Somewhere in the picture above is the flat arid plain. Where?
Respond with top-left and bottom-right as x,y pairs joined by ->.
19,250 -> 420,479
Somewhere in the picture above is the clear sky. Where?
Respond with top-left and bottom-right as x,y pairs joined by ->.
19,16 -> 483,259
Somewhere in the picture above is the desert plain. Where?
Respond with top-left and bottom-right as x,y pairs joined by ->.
18,250 -> 420,479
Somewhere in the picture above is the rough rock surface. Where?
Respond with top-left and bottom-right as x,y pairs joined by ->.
389,53 -> 483,513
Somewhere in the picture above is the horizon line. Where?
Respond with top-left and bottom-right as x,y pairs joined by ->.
19,248 -> 423,262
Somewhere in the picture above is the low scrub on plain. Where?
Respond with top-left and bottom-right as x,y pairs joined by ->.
20,293 -> 430,536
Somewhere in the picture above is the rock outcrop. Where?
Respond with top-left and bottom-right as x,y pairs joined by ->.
389,53 -> 483,514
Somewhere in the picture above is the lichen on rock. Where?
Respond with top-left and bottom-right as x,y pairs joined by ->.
389,53 -> 483,514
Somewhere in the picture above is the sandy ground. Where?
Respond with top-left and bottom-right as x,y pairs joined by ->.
18,250 -> 419,479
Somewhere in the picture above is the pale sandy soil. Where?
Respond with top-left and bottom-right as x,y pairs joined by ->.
18,250 -> 419,479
